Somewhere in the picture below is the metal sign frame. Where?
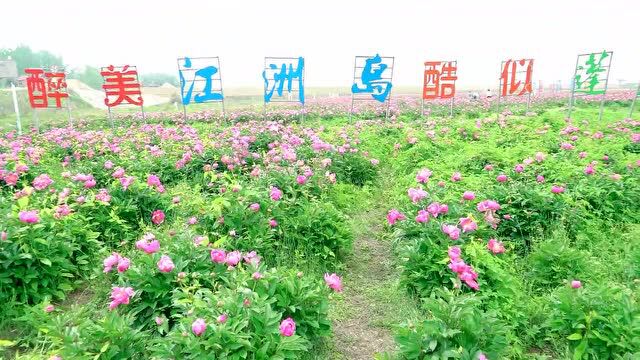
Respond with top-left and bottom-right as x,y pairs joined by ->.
350,55 -> 394,120
26,65 -> 73,131
630,82 -> 640,118
100,65 -> 145,127
568,50 -> 613,121
421,60 -> 457,117
262,56 -> 305,121
177,56 -> 225,120
496,58 -> 534,115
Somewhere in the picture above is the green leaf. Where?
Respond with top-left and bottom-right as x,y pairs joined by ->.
0,339 -> 15,347
40,258 -> 52,266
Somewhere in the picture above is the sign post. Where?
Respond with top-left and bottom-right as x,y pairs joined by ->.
10,82 -> 22,135
567,50 -> 613,121
262,56 -> 305,121
496,58 -> 534,116
350,54 -> 394,120
422,60 -> 458,117
177,56 -> 225,120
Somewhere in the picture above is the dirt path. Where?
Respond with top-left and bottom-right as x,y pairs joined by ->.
326,186 -> 419,359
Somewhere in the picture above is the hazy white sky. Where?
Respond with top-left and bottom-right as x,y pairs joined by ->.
2,0 -> 638,89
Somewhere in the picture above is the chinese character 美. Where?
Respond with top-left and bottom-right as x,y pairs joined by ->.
423,61 -> 457,100
262,57 -> 304,104
499,59 -> 533,96
100,65 -> 144,107
179,57 -> 224,105
352,54 -> 393,102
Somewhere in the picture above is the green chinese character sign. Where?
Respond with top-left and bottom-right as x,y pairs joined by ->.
568,50 -> 613,121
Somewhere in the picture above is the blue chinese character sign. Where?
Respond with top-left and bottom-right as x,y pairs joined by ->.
568,50 -> 613,121
350,54 -> 394,119
177,56 -> 225,118
262,56 -> 305,119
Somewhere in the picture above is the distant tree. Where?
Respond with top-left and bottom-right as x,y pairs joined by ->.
140,73 -> 179,87
68,66 -> 104,89
0,45 -> 64,74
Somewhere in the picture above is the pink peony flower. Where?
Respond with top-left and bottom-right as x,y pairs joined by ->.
416,168 -> 432,183
451,172 -> 462,182
270,186 -> 283,201
487,239 -> 505,254
407,187 -> 428,203
279,317 -> 296,337
1,231 -> 7,241
551,185 -> 565,194
386,209 -> 406,225
225,250 -> 242,266
116,257 -> 130,272
192,318 -> 207,336
19,210 -> 39,224
496,174 -> 508,183
415,209 -> 430,223
210,249 -> 226,263
462,191 -> 476,201
296,175 -> 307,185
32,174 -> 53,190
136,233 -> 160,254
477,200 -> 501,212
157,255 -> 175,273
44,304 -> 55,313
249,203 -> 260,212
252,271 -> 263,280
217,314 -> 228,323
109,286 -> 134,310
324,273 -> 343,292
459,217 -> 478,233
151,210 -> 165,225
269,219 -> 278,228
584,165 -> 595,175
536,175 -> 545,183
155,316 -> 164,325
442,224 -> 461,240
571,280 -> 582,289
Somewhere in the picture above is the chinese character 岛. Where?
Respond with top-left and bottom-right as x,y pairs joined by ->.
352,54 -> 393,102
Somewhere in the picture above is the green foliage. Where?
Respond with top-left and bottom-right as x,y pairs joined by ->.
393,289 -> 509,360
546,284 -> 640,358
328,152 -> 378,186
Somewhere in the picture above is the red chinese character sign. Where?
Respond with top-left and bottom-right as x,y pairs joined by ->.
421,60 -> 457,116
24,67 -> 69,109
23,66 -> 72,130
496,58 -> 534,113
100,65 -> 144,124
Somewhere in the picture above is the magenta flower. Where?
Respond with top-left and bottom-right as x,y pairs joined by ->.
514,164 -> 524,173
44,304 -> 55,313
477,200 -> 501,212
217,314 -> 228,324
151,210 -> 165,225
584,165 -> 595,175
270,186 -> 283,201
225,250 -> 242,266
324,273 -> 343,292
269,219 -> 278,228
249,203 -> 260,212
252,271 -> 263,280
415,209 -> 430,223
192,318 -> 207,336
448,246 -> 461,261
487,239 -> 505,254
451,172 -> 462,182
536,175 -> 545,183
386,209 -> 406,225
407,187 -> 428,204
416,168 -> 432,183
496,174 -> 508,183
279,317 -> 296,337
1,231 -> 7,241
157,255 -> 175,273
95,189 -> 111,203
296,175 -> 307,185
32,174 -> 53,191
441,224 -> 461,240
109,286 -> 134,310
459,217 -> 478,233
116,257 -> 130,272
18,210 -> 39,224
462,191 -> 476,201
136,233 -> 160,254
571,280 -> 582,289
551,185 -> 565,194
243,251 -> 260,266
210,249 -> 226,263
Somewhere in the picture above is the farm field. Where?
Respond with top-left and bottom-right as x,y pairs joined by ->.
0,97 -> 638,359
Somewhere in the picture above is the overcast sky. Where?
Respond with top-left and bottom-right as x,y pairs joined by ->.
2,0 -> 638,89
